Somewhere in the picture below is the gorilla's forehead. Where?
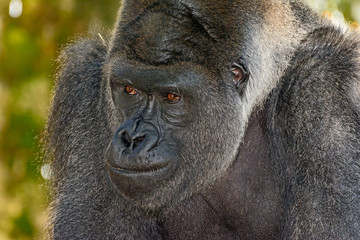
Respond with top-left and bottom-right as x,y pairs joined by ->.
110,0 -> 265,66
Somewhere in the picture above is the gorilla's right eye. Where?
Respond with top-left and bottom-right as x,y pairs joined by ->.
166,93 -> 181,103
124,85 -> 138,95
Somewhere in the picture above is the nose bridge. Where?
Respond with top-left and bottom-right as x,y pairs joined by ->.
141,95 -> 157,120
121,117 -> 141,136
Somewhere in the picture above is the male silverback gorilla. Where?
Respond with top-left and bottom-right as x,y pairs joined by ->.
44,0 -> 360,239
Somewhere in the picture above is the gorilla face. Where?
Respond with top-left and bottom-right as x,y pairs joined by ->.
105,60 -> 248,209
105,1 -> 251,209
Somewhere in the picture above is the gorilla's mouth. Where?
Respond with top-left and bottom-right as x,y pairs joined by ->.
106,156 -> 178,199
106,161 -> 170,175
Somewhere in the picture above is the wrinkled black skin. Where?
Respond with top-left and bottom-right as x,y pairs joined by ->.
45,0 -> 360,239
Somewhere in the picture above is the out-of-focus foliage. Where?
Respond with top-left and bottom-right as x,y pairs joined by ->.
306,0 -> 360,25
0,0 -> 358,239
0,0 -> 118,239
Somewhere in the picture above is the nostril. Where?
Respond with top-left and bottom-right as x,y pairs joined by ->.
121,131 -> 146,150
133,135 -> 146,149
121,131 -> 132,148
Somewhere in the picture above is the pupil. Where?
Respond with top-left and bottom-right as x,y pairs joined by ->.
126,86 -> 133,93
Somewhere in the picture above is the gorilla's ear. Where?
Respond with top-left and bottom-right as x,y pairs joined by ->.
231,61 -> 250,96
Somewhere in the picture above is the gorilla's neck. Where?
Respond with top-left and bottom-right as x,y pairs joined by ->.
159,107 -> 283,240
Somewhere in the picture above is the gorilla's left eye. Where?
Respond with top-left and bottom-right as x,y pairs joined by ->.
231,63 -> 249,88
166,93 -> 181,103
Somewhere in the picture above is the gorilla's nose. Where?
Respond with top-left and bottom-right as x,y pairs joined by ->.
105,122 -> 162,172
114,119 -> 160,157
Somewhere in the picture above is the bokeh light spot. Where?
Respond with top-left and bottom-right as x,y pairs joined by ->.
9,0 -> 23,18
41,164 -> 53,180
352,2 -> 360,23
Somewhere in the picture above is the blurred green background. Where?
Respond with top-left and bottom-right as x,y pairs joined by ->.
0,0 -> 358,239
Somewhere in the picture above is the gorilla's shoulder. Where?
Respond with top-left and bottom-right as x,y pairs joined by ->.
47,37 -> 108,153
56,37 -> 108,89
52,37 -> 108,114
273,26 -> 360,116
295,25 -> 359,77
268,25 -> 360,152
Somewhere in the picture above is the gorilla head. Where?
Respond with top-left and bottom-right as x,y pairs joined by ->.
105,11 -> 244,209
104,0 -> 295,210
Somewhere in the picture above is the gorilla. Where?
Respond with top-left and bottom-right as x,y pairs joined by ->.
44,0 -> 360,239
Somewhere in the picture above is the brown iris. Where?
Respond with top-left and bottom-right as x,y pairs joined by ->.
124,85 -> 138,95
166,93 -> 181,103
231,66 -> 244,86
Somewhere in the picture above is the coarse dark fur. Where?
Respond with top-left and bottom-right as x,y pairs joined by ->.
44,0 -> 360,239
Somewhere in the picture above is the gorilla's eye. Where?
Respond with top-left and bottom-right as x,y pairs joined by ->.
124,85 -> 138,95
166,93 -> 181,103
231,67 -> 243,83
231,63 -> 249,88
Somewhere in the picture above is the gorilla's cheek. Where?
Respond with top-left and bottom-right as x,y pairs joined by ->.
176,99 -> 244,191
